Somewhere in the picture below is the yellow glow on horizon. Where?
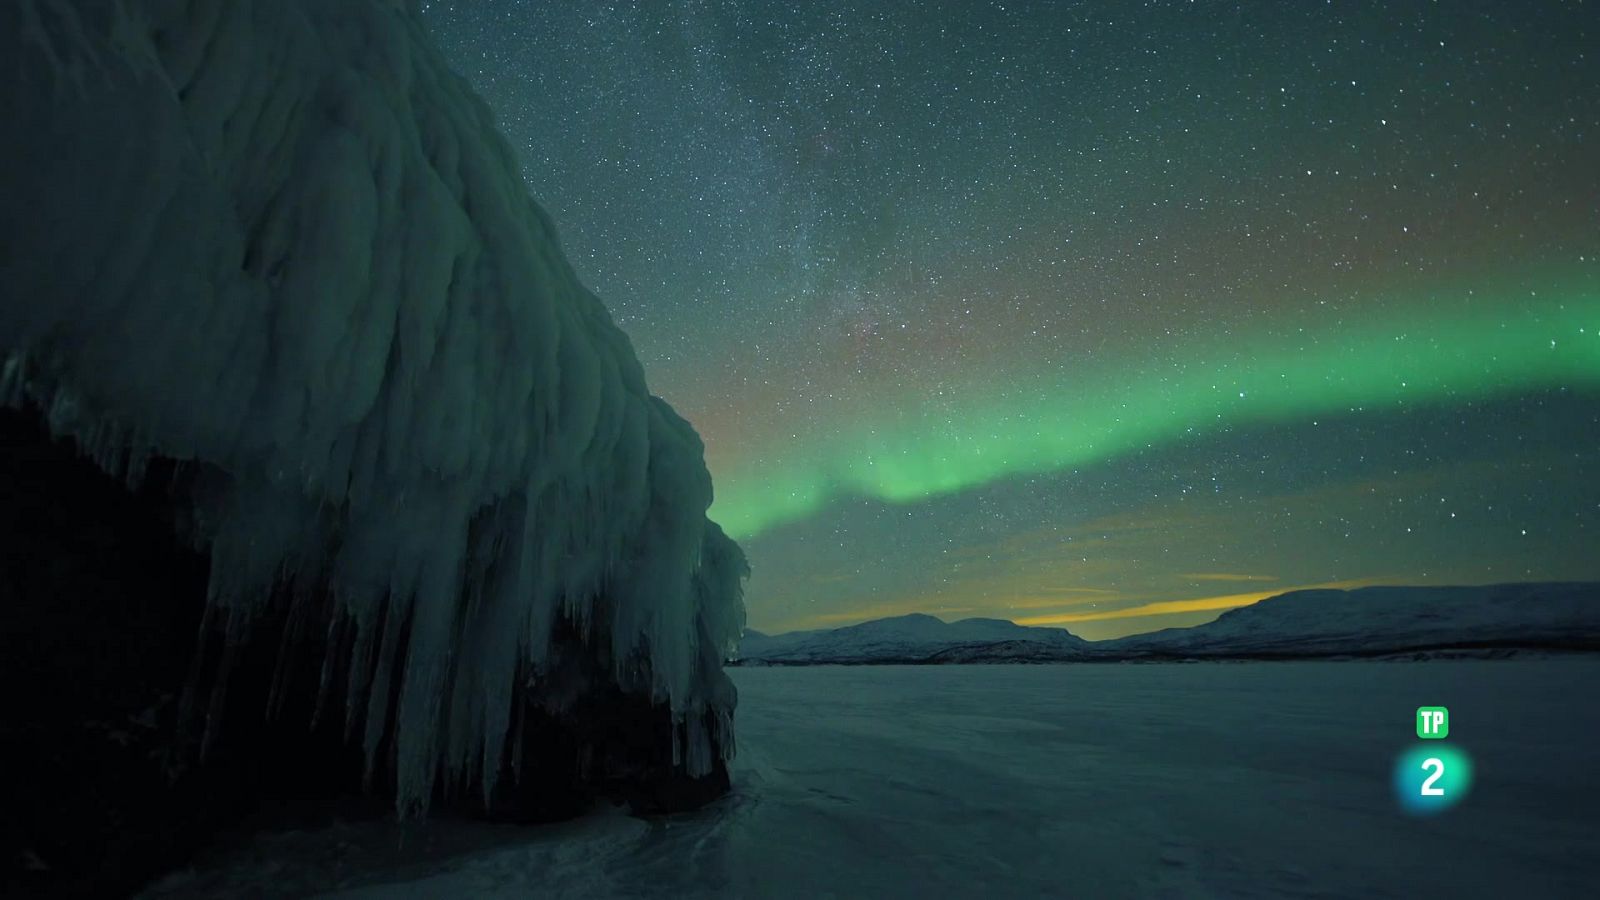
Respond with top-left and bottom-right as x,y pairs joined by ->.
1014,589 -> 1285,625
1014,578 -> 1384,627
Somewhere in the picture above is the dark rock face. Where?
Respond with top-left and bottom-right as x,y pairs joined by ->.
0,405 -> 730,898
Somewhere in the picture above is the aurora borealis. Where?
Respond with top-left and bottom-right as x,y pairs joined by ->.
708,281 -> 1600,538
423,1 -> 1600,638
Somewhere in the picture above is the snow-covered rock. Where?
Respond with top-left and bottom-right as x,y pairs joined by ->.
0,0 -> 744,831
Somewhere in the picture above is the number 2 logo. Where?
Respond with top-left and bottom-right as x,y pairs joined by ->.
1395,746 -> 1469,813
1420,757 -> 1445,796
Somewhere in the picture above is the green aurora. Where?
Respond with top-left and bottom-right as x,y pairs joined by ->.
427,0 -> 1600,635
711,277 -> 1599,539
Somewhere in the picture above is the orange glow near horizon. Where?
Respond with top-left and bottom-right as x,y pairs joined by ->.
1014,588 -> 1287,626
1018,578 -> 1384,628
764,578 -> 1392,639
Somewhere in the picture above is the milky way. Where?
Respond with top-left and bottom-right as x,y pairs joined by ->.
423,0 -> 1599,637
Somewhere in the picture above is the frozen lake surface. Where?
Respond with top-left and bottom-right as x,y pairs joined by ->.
149,661 -> 1600,898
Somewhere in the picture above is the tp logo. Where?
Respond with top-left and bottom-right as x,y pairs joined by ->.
1416,706 -> 1448,739
1396,705 -> 1472,815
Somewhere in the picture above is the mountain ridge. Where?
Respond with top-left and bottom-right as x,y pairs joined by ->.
734,582 -> 1600,665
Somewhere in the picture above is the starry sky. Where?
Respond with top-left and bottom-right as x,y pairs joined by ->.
422,0 -> 1600,639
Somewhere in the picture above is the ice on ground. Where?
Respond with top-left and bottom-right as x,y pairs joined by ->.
146,661 -> 1600,898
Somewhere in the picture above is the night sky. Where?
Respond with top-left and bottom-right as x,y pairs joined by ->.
421,1 -> 1599,639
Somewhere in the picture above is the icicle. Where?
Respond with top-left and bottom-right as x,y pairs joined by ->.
0,0 -> 748,816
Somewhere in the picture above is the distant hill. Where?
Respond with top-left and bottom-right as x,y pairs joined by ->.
732,583 -> 1600,665
735,613 -> 1087,664
1113,583 -> 1600,659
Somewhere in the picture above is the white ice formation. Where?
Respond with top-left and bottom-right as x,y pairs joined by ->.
0,0 -> 746,814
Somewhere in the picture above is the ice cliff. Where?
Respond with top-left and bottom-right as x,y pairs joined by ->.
0,0 -> 746,816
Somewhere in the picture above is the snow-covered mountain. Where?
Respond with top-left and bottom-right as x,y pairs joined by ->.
734,583 -> 1600,664
736,613 -> 1088,664
1116,582 -> 1600,658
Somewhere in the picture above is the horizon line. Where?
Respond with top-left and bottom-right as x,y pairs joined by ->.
745,577 -> 1593,640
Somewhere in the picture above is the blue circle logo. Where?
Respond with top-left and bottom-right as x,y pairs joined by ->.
1393,744 -> 1474,815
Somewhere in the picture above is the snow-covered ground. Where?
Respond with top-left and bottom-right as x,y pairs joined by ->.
146,661 -> 1600,898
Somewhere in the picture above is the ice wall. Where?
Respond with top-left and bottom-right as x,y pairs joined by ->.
0,0 -> 745,813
